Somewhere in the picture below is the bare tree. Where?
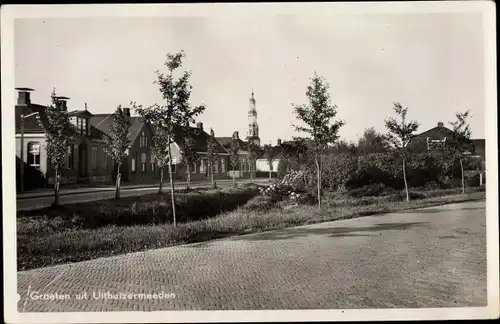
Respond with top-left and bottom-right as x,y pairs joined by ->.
293,72 -> 345,208
448,110 -> 473,194
104,105 -> 131,199
42,89 -> 75,206
206,128 -> 220,189
263,144 -> 275,181
132,51 -> 205,227
229,137 -> 240,187
179,125 -> 199,190
385,102 -> 420,202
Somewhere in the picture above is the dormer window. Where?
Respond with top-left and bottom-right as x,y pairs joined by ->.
72,116 -> 89,135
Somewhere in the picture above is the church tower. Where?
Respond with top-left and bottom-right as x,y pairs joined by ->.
246,89 -> 261,146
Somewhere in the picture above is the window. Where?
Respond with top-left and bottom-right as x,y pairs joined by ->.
102,147 -> 108,169
141,153 -> 147,172
199,159 -> 205,173
151,154 -> 156,172
70,117 -> 77,128
82,118 -> 87,135
76,117 -> 82,134
27,142 -> 41,169
91,146 -> 98,169
140,132 -> 146,147
67,144 -> 74,169
214,159 -> 219,173
191,162 -> 196,174
131,157 -> 136,172
221,158 -> 225,172
170,163 -> 176,173
241,158 -> 247,171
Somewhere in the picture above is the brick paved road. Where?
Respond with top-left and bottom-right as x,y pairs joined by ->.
17,201 -> 487,311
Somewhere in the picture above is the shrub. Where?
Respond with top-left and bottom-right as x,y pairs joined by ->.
259,170 -> 308,205
241,195 -> 276,212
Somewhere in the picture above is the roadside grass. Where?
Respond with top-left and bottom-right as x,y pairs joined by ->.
17,188 -> 485,271
17,184 -> 263,231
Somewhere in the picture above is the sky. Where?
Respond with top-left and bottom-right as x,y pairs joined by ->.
14,12 -> 486,145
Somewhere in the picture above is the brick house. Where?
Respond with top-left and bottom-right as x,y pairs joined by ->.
173,122 -> 230,181
409,121 -> 484,156
215,131 -> 262,178
409,121 -> 486,185
15,88 -> 113,188
89,109 -> 171,184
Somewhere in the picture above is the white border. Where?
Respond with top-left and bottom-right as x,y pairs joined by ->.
2,2 -> 498,323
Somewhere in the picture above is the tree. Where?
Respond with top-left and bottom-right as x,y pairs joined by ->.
357,127 -> 390,154
247,140 -> 257,181
42,89 -> 75,206
179,125 -> 199,190
229,136 -> 240,187
292,72 -> 345,208
291,137 -> 313,187
150,126 -> 171,194
384,102 -> 420,202
104,105 -> 131,199
448,110 -> 472,194
263,144 -> 275,181
206,128 -> 220,188
132,51 -> 205,227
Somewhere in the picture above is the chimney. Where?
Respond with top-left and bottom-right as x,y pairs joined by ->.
196,122 -> 203,130
15,87 -> 34,105
437,122 -> 444,127
210,128 -> 215,137
123,108 -> 131,117
277,139 -> 282,146
233,131 -> 239,139
54,96 -> 70,111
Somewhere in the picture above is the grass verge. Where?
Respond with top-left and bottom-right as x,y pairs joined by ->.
17,189 -> 485,271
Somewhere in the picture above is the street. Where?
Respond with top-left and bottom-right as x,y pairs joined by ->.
16,179 -> 263,211
17,200 -> 487,311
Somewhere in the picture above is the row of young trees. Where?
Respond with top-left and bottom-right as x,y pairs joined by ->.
41,51 -> 224,227
276,72 -> 476,208
39,54 -> 477,216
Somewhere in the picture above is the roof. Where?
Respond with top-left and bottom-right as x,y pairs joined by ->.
90,114 -> 145,143
174,126 -> 228,154
15,104 -> 49,134
215,136 -> 264,156
68,110 -> 93,117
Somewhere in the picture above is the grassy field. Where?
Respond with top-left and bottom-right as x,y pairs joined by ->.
17,183 -> 485,271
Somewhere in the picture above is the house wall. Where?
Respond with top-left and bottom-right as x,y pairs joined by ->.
127,124 -> 158,183
15,135 -> 49,176
256,159 -> 279,172
177,154 -> 230,182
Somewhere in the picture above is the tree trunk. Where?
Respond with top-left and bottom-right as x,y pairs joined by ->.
115,162 -> 121,199
186,164 -> 191,190
211,162 -> 215,188
315,155 -> 321,209
54,167 -> 60,206
232,165 -> 236,187
269,168 -> 272,181
167,136 -> 176,227
402,158 -> 409,202
460,158 -> 465,194
159,167 -> 164,194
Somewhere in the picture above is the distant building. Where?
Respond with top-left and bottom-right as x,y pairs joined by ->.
409,121 -> 484,157
15,87 -> 230,190
409,121 -> 486,186
15,88 -> 111,186
245,90 -> 261,147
